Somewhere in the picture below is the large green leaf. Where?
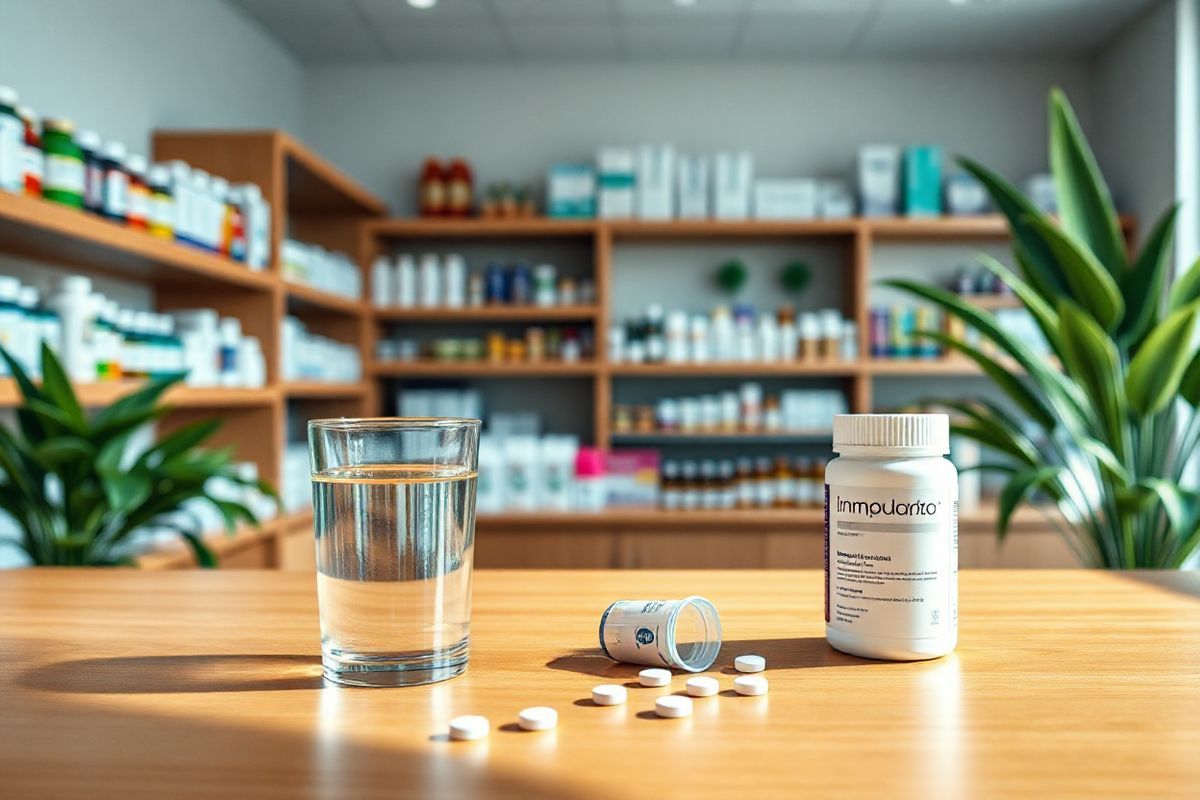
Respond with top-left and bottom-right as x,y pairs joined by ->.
0,345 -> 44,405
976,253 -> 1064,356
1169,257 -> 1200,311
1118,205 -> 1178,347
1125,303 -> 1199,416
138,419 -> 222,468
1056,300 -> 1127,459
916,331 -> 1058,432
1029,217 -> 1124,330
1048,88 -> 1128,277
90,374 -> 182,431
958,156 -> 1066,301
951,421 -> 1040,466
1180,350 -> 1200,406
998,466 -> 1065,541
37,342 -> 86,431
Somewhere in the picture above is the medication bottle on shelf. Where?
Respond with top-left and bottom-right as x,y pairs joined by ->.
99,141 -> 129,222
125,154 -> 149,231
573,447 -> 607,512
41,120 -> 85,209
15,286 -> 41,377
0,86 -> 23,194
48,275 -> 95,382
17,106 -> 42,198
74,129 -> 103,214
147,164 -> 175,240
0,277 -> 23,375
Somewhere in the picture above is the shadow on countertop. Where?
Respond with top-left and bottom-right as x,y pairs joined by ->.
20,653 -> 323,694
546,636 -> 894,676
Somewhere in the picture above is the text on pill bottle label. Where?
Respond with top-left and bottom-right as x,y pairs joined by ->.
824,485 -> 957,639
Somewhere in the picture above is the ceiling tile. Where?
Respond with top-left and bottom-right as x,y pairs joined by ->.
738,17 -> 862,58
617,0 -> 750,19
233,0 -> 357,23
493,0 -> 616,22
855,0 -> 1156,57
623,20 -> 740,59
354,0 -> 493,22
269,20 -> 389,63
375,22 -> 511,61
749,0 -> 875,15
505,21 -> 621,60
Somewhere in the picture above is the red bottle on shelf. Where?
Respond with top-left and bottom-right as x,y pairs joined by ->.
444,158 -> 474,217
418,157 -> 446,217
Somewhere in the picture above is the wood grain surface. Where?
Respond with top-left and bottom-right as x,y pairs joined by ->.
1,569 -> 1196,799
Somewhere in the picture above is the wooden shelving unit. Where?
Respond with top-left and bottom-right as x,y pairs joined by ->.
375,305 -> 599,322
5,130 -> 1124,571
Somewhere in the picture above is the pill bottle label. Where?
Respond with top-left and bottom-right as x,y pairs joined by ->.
600,600 -> 676,668
824,484 -> 957,640
44,155 -> 85,195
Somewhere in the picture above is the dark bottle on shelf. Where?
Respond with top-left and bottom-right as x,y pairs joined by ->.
735,457 -> 754,509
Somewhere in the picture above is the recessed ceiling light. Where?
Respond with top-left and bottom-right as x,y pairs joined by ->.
407,0 -> 437,9
673,0 -> 698,7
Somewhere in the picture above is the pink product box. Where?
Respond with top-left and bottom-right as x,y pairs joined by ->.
604,449 -> 661,508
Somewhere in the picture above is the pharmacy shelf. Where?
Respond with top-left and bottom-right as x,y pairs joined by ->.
476,502 -> 1041,531
284,280 -> 366,316
283,381 -> 370,399
279,131 -> 387,217
867,213 -> 1137,240
0,192 -> 276,292
608,361 -> 859,377
374,305 -> 599,322
611,430 -> 832,444
372,360 -> 599,378
136,518 -> 283,570
477,508 -> 826,527
370,218 -> 597,239
964,293 -> 1024,310
606,219 -> 860,239
0,379 -> 278,409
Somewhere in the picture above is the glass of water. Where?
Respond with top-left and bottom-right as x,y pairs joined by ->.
308,417 -> 480,687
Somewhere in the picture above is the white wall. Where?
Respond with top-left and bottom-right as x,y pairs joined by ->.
0,0 -> 304,155
304,60 -> 1097,215
0,0 -> 306,311
1093,1 -> 1179,247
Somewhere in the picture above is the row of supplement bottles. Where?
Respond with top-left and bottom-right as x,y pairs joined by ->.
0,86 -> 270,269
0,275 -> 184,381
661,455 -> 829,511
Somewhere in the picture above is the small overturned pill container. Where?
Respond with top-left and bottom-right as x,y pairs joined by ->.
599,596 -> 722,673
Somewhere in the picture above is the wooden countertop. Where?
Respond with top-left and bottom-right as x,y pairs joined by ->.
1,569 -> 1197,798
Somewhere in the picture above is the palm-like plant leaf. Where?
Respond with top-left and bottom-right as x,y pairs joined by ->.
0,345 -> 274,567
891,87 -> 1200,568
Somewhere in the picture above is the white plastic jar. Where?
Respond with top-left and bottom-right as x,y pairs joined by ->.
825,414 -> 958,661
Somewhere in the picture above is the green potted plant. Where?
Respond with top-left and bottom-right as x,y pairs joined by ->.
889,88 -> 1200,568
0,344 -> 274,566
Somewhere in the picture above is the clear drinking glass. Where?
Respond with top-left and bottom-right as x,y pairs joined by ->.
308,417 -> 480,687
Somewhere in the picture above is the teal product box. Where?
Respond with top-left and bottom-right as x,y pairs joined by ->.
546,163 -> 596,218
904,145 -> 943,217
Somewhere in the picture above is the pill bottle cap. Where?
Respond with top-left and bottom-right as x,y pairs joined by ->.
575,447 -> 605,477
0,276 -> 20,300
125,154 -> 148,175
57,275 -> 93,295
75,128 -> 99,149
833,413 -> 949,455
0,86 -> 18,106
102,141 -> 127,161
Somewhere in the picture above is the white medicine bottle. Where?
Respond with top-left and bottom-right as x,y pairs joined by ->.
825,414 -> 957,661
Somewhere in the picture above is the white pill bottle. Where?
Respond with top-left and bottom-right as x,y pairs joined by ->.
825,414 -> 957,661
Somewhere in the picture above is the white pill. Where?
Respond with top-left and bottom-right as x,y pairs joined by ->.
639,668 -> 672,687
592,684 -> 628,706
735,654 -> 766,673
448,715 -> 490,741
654,695 -> 693,718
685,676 -> 720,697
734,675 -> 769,696
517,706 -> 558,731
